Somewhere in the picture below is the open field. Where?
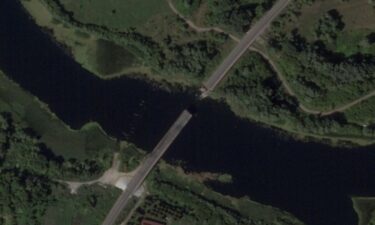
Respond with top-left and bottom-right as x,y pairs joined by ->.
0,70 -> 117,159
60,0 -> 172,31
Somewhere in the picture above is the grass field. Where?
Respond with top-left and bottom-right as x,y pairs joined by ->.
0,70 -> 117,159
344,97 -> 375,126
43,185 -> 135,225
297,0 -> 375,55
59,0 -> 172,30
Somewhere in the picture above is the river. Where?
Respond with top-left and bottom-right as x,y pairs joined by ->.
1,1 -> 375,225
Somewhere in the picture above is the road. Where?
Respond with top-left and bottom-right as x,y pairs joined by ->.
101,110 -> 192,225
101,1 -> 290,224
201,0 -> 290,97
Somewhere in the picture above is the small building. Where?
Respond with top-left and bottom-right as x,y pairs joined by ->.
140,219 -> 165,225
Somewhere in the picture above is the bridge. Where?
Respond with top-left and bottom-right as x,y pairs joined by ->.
200,0 -> 290,98
101,110 -> 192,225
101,1 -> 290,224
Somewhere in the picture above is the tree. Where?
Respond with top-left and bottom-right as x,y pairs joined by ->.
315,9 -> 345,42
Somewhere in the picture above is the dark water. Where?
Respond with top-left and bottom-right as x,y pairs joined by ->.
0,0 -> 195,150
1,1 -> 375,225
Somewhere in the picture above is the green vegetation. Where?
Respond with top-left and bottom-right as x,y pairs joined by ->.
173,0 -> 276,34
214,52 -> 375,144
127,162 -> 303,225
265,0 -> 375,111
0,68 -> 303,225
59,0 -> 172,30
0,108 -> 301,225
352,197 -> 375,225
0,110 -> 115,224
119,142 -> 145,172
22,0 -> 236,85
93,39 -> 136,75
172,0 -> 202,16
0,71 -> 117,161
344,97 -> 375,126
314,9 -> 345,42
43,185 -> 137,225
205,0 -> 276,34
20,0 -> 375,146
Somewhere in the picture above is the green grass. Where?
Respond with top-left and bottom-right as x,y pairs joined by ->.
0,71 -> 117,159
43,185 -> 131,225
24,0 -> 236,86
129,162 -> 304,225
59,0 -> 173,30
93,39 -> 137,75
119,142 -> 145,172
333,30 -> 375,56
267,0 -> 375,111
344,97 -> 375,126
172,0 -> 201,17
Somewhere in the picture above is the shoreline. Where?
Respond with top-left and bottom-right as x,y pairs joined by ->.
19,0 -> 375,148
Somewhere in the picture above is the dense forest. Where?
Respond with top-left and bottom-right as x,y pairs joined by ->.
0,111 -> 112,225
216,52 -> 375,144
174,0 -> 276,34
206,0 -> 276,33
267,1 -> 375,111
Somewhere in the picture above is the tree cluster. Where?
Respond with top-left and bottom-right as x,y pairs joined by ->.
315,9 -> 345,42
0,112 -> 112,224
206,0 -> 275,33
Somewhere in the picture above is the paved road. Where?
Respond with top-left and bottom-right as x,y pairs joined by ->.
101,1 -> 290,224
101,110 -> 192,225
201,0 -> 290,97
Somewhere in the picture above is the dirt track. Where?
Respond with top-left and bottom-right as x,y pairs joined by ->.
167,0 -> 375,116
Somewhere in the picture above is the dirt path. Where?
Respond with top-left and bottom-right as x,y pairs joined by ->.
166,0 -> 375,116
166,0 -> 240,42
253,47 -> 375,116
60,153 -> 140,194
249,47 -> 323,114
321,90 -> 375,116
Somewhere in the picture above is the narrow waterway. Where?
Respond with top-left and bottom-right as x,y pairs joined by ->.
1,1 -> 375,225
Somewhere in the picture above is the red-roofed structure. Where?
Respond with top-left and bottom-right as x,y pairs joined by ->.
140,219 -> 165,225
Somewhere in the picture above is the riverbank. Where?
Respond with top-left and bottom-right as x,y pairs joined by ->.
0,67 -> 304,225
352,197 -> 375,225
19,0 -> 375,147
